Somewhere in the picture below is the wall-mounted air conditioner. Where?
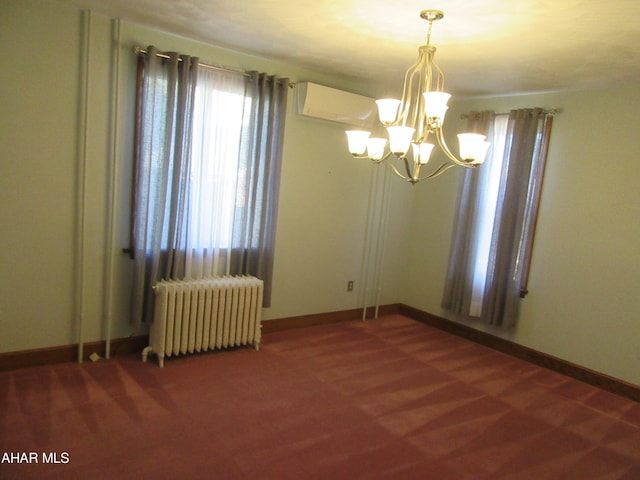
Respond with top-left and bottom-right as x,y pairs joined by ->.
296,82 -> 376,129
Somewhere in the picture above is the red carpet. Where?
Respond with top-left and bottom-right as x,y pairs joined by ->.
1,315 -> 639,479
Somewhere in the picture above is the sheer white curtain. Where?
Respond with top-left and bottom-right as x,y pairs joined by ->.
469,116 -> 508,316
184,67 -> 249,278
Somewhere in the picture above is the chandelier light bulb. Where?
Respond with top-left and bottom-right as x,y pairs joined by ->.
345,130 -> 371,156
457,133 -> 491,164
387,126 -> 415,156
423,92 -> 451,120
366,137 -> 388,160
412,142 -> 435,165
376,99 -> 401,124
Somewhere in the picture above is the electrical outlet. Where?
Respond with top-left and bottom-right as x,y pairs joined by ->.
347,281 -> 354,292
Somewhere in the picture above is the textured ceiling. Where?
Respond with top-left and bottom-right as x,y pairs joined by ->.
66,0 -> 640,96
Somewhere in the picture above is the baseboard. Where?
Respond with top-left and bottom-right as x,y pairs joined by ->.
0,335 -> 149,372
261,304 -> 401,334
398,304 -> 640,403
0,305 -> 401,372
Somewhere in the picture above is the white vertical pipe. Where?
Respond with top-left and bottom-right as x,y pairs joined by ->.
77,10 -> 91,363
359,164 -> 378,320
103,18 -> 121,359
373,165 -> 393,319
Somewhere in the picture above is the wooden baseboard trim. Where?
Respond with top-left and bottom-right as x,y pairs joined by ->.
260,304 -> 401,334
0,335 -> 149,372
399,304 -> 640,402
0,306 -> 402,372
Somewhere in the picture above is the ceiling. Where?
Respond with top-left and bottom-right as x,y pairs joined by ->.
66,0 -> 640,97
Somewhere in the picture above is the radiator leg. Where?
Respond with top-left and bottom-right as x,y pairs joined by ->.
142,346 -> 153,363
158,355 -> 165,368
253,341 -> 260,351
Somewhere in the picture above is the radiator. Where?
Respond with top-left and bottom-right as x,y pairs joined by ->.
142,276 -> 263,367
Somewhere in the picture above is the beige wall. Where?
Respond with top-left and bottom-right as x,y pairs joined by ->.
0,0 -> 410,353
403,88 -> 640,385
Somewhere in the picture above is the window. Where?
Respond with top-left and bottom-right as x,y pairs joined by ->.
442,109 -> 554,327
129,47 -> 289,323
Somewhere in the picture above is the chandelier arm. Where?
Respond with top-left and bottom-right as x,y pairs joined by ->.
389,160 -> 456,184
418,162 -> 459,180
389,162 -> 413,182
405,67 -> 421,129
428,56 -> 444,92
402,156 -> 414,180
412,162 -> 422,182
434,126 -> 467,166
399,61 -> 419,125
350,151 -> 393,163
426,48 -> 435,92
419,60 -> 429,138
373,151 -> 393,164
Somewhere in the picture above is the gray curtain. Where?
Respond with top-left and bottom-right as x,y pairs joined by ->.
442,111 -> 495,317
131,46 -> 198,325
442,108 -> 553,328
230,72 -> 289,307
481,108 -> 553,327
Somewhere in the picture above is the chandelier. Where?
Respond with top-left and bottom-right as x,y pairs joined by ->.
345,10 -> 490,184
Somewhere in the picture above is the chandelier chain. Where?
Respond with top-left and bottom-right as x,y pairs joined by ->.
426,19 -> 434,46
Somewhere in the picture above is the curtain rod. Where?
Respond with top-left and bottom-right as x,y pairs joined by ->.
133,46 -> 295,88
461,109 -> 558,119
